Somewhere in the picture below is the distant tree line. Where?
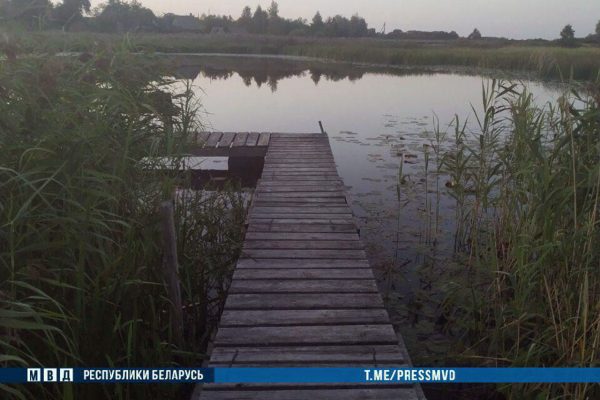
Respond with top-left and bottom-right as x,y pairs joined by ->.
0,0 -> 448,39
1,0 -> 600,43
0,0 -> 372,36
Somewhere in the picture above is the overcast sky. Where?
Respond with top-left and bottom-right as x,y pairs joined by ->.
89,0 -> 600,39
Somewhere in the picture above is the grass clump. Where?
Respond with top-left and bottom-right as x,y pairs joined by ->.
0,42 -> 247,399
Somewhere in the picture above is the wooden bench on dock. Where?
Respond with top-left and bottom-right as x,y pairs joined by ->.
197,133 -> 423,400
193,132 -> 271,157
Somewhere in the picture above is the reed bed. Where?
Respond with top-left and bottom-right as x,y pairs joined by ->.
432,80 -> 600,399
0,44 -> 247,399
15,31 -> 600,81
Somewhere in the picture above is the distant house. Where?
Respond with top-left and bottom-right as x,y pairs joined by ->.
166,14 -> 204,32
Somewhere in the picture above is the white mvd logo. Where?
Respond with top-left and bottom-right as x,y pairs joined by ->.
27,368 -> 74,383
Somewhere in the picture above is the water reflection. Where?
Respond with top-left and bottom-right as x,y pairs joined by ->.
171,55 -> 438,92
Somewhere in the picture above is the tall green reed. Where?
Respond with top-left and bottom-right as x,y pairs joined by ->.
440,79 -> 599,399
0,41 -> 246,400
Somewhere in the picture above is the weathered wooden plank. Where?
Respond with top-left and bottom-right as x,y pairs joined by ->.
247,219 -> 356,227
218,132 -> 236,148
224,293 -> 384,310
201,387 -> 417,400
271,133 -> 324,137
234,268 -> 373,280
257,188 -> 342,194
268,147 -> 330,150
251,207 -> 350,214
269,142 -> 330,146
268,147 -> 330,149
266,156 -> 335,160
264,160 -> 334,164
265,159 -> 335,164
229,279 -> 376,294
257,132 -> 271,146
262,169 -> 339,174
270,136 -> 326,138
220,309 -> 389,327
255,200 -> 348,207
257,187 -> 344,193
236,259 -> 370,269
265,154 -> 334,158
260,177 -> 343,183
244,232 -> 358,241
261,170 -> 339,176
246,132 -> 260,146
205,132 -> 223,147
270,137 -> 328,140
256,193 -> 346,201
232,132 -> 249,147
241,249 -> 365,260
253,194 -> 347,200
248,223 -> 357,233
270,140 -> 329,142
260,176 -> 343,182
268,148 -> 332,152
243,240 -> 363,250
263,172 -> 342,178
268,145 -> 331,148
249,215 -> 354,221
256,202 -> 348,208
257,183 -> 344,190
209,345 -> 406,365
255,191 -> 346,197
270,138 -> 328,141
261,172 -> 341,176
267,152 -> 332,156
269,143 -> 330,146
214,324 -> 398,346
260,176 -> 342,180
260,175 -> 340,180
265,159 -> 336,164
268,145 -> 330,148
263,163 -> 337,168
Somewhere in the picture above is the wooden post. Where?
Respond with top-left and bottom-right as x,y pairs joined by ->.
318,121 -> 326,134
160,200 -> 184,347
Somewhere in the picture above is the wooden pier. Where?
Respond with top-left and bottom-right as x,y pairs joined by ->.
198,133 -> 422,399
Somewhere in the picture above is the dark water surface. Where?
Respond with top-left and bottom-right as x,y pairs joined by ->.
170,56 -> 562,387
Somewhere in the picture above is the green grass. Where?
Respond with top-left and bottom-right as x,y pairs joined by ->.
11,30 -> 600,80
0,45 -> 247,399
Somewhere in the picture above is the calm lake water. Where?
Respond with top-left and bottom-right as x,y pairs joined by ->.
171,55 -> 563,369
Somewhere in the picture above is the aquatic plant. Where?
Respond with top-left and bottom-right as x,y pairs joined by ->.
439,80 -> 600,399
0,44 -> 247,399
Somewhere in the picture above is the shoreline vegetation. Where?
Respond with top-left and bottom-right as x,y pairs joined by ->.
8,31 -> 600,81
405,81 -> 600,400
0,48 -> 248,399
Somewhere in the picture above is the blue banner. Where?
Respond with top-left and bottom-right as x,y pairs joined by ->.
1,367 -> 599,384
215,368 -> 600,383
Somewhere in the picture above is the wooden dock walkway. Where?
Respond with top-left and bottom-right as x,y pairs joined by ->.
199,133 -> 422,400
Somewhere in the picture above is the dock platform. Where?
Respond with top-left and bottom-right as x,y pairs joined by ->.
198,133 -> 421,399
